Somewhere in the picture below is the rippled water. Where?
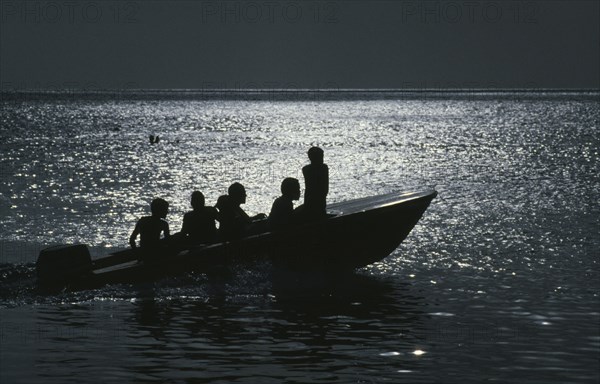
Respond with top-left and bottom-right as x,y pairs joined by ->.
1,92 -> 599,383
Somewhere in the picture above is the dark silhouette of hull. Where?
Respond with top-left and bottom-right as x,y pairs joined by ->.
39,190 -> 437,289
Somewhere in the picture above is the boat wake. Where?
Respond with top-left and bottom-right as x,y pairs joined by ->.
0,259 -> 387,308
0,260 -> 313,307
0,263 -> 38,306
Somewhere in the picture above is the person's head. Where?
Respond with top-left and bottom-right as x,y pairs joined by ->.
228,182 -> 247,205
191,191 -> 205,210
150,198 -> 169,218
307,147 -> 324,165
281,177 -> 300,200
215,194 -> 229,211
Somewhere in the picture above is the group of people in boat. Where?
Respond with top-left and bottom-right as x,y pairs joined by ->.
129,147 -> 329,260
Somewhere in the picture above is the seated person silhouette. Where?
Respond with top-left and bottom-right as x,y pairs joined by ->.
269,178 -> 301,230
129,198 -> 170,262
181,191 -> 218,245
302,147 -> 329,219
216,182 -> 266,241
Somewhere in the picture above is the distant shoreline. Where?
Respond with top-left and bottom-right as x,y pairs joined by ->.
1,88 -> 598,101
2,88 -> 599,93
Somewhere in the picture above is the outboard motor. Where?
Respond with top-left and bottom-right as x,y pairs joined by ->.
36,244 -> 93,287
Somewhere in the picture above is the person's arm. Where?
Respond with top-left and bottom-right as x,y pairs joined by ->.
244,205 -> 266,221
210,207 -> 222,224
238,207 -> 252,223
214,206 -> 222,223
268,199 -> 280,228
236,207 -> 260,223
324,165 -> 329,196
163,221 -> 170,239
129,221 -> 140,248
268,199 -> 278,220
181,213 -> 189,235
302,165 -> 310,189
251,213 -> 267,221
215,196 -> 229,223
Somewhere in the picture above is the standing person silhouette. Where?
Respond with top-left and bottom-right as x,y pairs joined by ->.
302,147 -> 329,220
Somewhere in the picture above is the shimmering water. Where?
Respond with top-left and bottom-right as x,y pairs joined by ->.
1,92 -> 599,383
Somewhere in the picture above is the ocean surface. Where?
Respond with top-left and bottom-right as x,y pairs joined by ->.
0,91 -> 598,383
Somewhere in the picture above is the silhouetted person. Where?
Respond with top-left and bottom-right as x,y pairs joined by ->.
216,182 -> 266,241
269,178 -> 301,230
181,191 -> 218,244
129,198 -> 170,261
302,147 -> 329,219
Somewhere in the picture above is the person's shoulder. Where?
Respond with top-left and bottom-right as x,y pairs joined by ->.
138,216 -> 152,224
202,206 -> 219,217
274,196 -> 292,209
216,195 -> 230,209
271,195 -> 283,207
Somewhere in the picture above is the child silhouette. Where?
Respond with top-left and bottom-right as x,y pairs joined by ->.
181,191 -> 218,244
269,177 -> 301,230
302,147 -> 328,219
129,198 -> 170,261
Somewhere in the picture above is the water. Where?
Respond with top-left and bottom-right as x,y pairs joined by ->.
1,91 -> 598,383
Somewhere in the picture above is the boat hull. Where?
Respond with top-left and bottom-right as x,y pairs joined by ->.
44,189 -> 437,289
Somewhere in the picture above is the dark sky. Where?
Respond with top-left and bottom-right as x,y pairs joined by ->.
1,0 -> 599,90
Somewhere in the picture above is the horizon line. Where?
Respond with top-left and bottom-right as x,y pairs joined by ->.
1,87 -> 599,94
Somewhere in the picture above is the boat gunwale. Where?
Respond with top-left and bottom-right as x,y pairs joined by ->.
192,188 -> 438,248
89,189 -> 437,275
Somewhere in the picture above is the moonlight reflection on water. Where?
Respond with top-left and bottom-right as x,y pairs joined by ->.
0,92 -> 598,383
